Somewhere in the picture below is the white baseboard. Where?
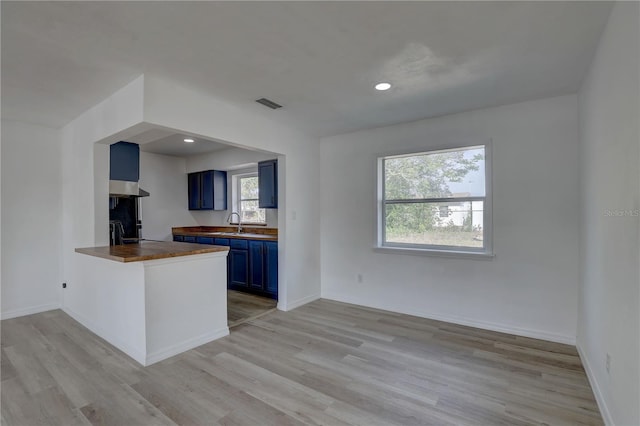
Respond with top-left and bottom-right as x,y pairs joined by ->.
145,327 -> 229,366
322,293 -> 576,345
576,344 -> 614,426
278,293 -> 320,312
1,302 -> 60,320
62,306 -> 147,366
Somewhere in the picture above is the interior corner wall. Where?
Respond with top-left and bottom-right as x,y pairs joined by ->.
1,120 -> 62,319
143,76 -> 321,310
320,94 -> 581,344
576,2 -> 640,425
139,151 -> 198,241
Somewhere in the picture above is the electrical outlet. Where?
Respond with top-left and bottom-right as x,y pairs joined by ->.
606,353 -> 611,374
62,282 -> 67,289
357,274 -> 363,283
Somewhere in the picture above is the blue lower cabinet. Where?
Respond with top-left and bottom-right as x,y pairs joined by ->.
196,236 -> 214,245
214,238 -> 230,246
184,236 -> 197,243
249,241 -> 264,290
173,235 -> 184,242
229,249 -> 248,287
264,241 -> 278,295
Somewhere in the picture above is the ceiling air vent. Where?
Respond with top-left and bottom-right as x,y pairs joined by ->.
255,98 -> 282,110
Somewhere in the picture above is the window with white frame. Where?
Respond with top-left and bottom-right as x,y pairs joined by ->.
378,143 -> 492,256
235,173 -> 266,224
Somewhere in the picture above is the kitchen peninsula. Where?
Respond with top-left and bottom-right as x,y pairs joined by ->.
73,241 -> 229,366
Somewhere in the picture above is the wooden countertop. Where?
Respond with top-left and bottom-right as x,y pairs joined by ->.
172,226 -> 278,242
75,241 -> 229,263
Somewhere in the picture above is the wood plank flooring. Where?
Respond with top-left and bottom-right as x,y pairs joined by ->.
227,290 -> 277,328
1,300 -> 603,425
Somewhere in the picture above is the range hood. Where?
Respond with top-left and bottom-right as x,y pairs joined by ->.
109,180 -> 150,198
109,141 -> 150,197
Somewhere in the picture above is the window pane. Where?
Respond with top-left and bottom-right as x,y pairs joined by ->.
385,146 -> 485,200
241,200 -> 265,223
240,176 -> 259,200
385,201 -> 484,248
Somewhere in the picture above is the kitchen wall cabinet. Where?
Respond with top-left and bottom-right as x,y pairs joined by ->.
110,142 -> 139,182
188,170 -> 227,211
258,159 -> 277,208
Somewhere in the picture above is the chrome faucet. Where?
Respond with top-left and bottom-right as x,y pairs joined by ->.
226,212 -> 242,234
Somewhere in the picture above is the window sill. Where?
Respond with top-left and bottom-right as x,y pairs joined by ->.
374,246 -> 495,260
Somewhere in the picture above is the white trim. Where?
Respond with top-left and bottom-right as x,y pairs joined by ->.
145,327 -> 229,366
322,293 -> 576,345
576,344 -> 614,426
1,302 -> 61,320
279,293 -> 320,311
374,246 -> 494,260
62,306 -> 147,365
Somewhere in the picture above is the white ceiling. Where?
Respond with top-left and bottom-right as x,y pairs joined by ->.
130,129 -> 230,157
1,2 -> 612,137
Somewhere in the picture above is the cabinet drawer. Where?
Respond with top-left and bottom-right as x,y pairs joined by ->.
214,238 -> 230,246
183,235 -> 197,243
197,236 -> 214,245
173,235 -> 184,242
230,239 -> 248,250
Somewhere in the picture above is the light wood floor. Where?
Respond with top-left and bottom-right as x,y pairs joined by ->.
227,290 -> 277,328
1,299 -> 602,425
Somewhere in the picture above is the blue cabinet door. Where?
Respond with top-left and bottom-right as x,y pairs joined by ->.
258,160 -> 277,208
214,238 -> 230,246
249,241 -> 264,289
110,142 -> 139,182
212,170 -> 227,211
264,241 -> 278,295
200,171 -> 214,210
188,173 -> 201,210
196,236 -> 214,244
229,249 -> 248,287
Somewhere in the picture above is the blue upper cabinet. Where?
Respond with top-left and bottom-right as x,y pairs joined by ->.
188,170 -> 227,211
110,142 -> 139,182
188,172 -> 201,210
258,159 -> 277,208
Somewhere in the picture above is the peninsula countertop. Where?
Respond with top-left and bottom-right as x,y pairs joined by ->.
75,241 -> 229,263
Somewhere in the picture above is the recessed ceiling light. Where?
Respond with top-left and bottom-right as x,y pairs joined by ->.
184,138 -> 195,143
375,82 -> 391,91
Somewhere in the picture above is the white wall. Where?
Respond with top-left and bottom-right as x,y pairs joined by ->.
320,95 -> 581,344
1,120 -> 62,319
139,151 -> 198,241
577,3 -> 640,425
186,147 -> 279,228
61,76 -> 146,314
